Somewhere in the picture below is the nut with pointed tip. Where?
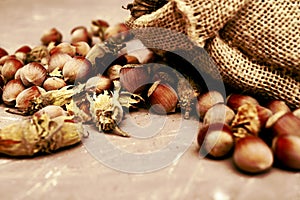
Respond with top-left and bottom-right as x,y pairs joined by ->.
70,26 -> 92,45
106,64 -> 122,80
19,62 -> 47,87
148,81 -> 178,115
256,105 -> 273,128
48,53 -> 72,73
270,112 -> 300,137
85,75 -> 113,94
104,23 -> 129,42
197,123 -> 234,158
40,28 -> 63,46
90,19 -> 109,39
72,41 -> 91,57
272,134 -> 300,170
14,45 -> 31,62
0,55 -> 17,66
62,56 -> 92,84
1,57 -> 24,82
233,136 -> 273,173
2,79 -> 26,106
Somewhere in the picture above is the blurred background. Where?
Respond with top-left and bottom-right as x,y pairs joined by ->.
0,0 -> 131,53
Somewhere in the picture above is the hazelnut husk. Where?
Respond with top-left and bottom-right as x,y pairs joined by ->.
233,135 -> 273,173
147,81 -> 178,114
197,123 -> 234,158
231,103 -> 261,137
15,86 -> 45,112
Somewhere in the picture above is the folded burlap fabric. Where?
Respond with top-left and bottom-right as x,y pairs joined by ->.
126,0 -> 299,108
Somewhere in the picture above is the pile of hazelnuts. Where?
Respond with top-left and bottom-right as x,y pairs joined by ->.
0,18 -> 299,175
196,91 -> 300,174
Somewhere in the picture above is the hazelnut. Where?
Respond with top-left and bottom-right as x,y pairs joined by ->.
197,123 -> 234,158
265,99 -> 291,114
272,134 -> 300,170
1,58 -> 24,82
119,64 -> 150,94
233,136 -> 273,173
70,26 -> 92,45
270,112 -> 300,137
62,56 -> 92,84
196,90 -> 225,119
226,93 -> 259,112
0,47 -> 8,59
2,79 -> 26,106
147,81 -> 178,114
40,28 -> 63,46
203,103 -> 235,125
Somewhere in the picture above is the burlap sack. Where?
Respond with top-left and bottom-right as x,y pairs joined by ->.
126,0 -> 300,109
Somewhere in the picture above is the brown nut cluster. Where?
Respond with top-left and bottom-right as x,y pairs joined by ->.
0,20 -> 131,110
197,93 -> 300,174
0,17 -> 300,176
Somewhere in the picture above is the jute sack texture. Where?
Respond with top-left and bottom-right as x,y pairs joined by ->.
126,0 -> 300,108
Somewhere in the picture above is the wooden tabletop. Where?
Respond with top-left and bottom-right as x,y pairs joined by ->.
0,1 -> 299,199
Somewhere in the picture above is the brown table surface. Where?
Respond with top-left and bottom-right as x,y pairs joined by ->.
0,1 -> 299,200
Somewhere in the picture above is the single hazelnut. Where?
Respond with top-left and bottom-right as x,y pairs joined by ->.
197,123 -> 234,158
40,28 -> 63,46
147,81 -> 178,114
233,136 -> 273,173
270,112 -> 300,137
272,134 -> 300,170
